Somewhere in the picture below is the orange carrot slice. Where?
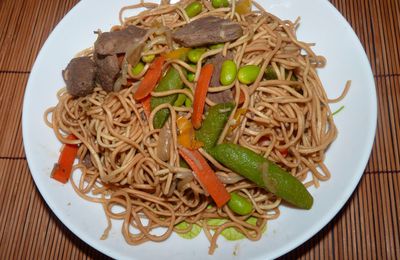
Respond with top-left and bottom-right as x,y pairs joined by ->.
192,64 -> 214,129
178,147 -> 231,208
51,135 -> 79,184
134,56 -> 165,100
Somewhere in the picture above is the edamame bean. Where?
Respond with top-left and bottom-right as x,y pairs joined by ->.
237,65 -> 260,84
142,54 -> 155,63
185,1 -> 202,18
227,192 -> 253,215
187,48 -> 206,63
187,72 -> 195,82
211,0 -> 224,8
131,62 -> 144,75
220,60 -> 237,85
222,0 -> 229,7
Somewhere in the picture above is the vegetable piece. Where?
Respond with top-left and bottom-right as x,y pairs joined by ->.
141,95 -> 152,118
220,60 -> 237,85
51,135 -> 79,184
222,0 -> 229,7
187,48 -> 207,63
185,97 -> 193,107
237,65 -> 261,84
178,147 -> 231,208
212,0 -> 224,8
177,117 -> 203,149
175,221 -> 202,239
195,102 -> 234,150
192,64 -> 214,129
187,72 -> 195,82
207,217 -> 265,241
235,0 -> 252,15
151,67 -> 185,128
228,192 -> 253,215
209,43 -> 225,50
164,47 -> 191,60
238,88 -> 245,104
185,1 -> 202,18
131,62 -> 144,75
174,93 -> 187,107
229,108 -> 246,131
210,143 -> 314,209
142,54 -> 155,63
134,56 -> 165,100
265,65 -> 297,81
332,105 -> 345,116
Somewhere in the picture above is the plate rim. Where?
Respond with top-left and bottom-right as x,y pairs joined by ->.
21,0 -> 377,259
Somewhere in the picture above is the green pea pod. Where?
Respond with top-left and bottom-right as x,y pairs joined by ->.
174,93 -> 187,107
195,102 -> 235,150
210,143 -> 313,209
151,67 -> 185,128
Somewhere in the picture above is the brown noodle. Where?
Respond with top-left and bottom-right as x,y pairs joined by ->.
44,0 -> 349,254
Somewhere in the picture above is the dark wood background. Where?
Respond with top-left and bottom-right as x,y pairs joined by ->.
0,0 -> 399,259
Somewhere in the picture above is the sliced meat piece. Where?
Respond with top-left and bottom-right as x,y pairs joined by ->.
94,54 -> 120,92
62,57 -> 96,97
94,25 -> 147,55
172,16 -> 243,47
206,52 -> 234,103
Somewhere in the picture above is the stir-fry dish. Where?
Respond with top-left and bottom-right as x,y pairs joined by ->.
45,0 -> 349,254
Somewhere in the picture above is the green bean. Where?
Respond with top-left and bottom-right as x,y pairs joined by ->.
151,67 -> 186,128
210,143 -> 313,209
131,62 -> 144,75
185,1 -> 202,18
187,48 -> 207,63
237,65 -> 261,84
195,102 -> 234,150
220,60 -> 237,86
142,54 -> 155,63
228,192 -> 253,215
174,93 -> 187,107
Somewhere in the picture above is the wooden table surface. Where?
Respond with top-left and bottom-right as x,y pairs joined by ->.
0,0 -> 399,259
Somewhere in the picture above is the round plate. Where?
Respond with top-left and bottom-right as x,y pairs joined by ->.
22,0 -> 377,259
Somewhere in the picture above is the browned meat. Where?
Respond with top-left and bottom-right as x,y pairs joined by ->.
94,54 -> 120,92
94,25 -> 147,55
172,16 -> 243,47
62,57 -> 96,97
206,52 -> 234,103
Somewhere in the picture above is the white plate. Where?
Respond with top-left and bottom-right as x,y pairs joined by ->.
22,0 -> 377,259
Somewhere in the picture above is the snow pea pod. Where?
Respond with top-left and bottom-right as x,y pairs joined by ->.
195,102 -> 234,150
210,143 -> 313,209
151,67 -> 185,128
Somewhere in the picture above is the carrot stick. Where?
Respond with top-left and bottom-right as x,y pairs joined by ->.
178,147 -> 231,208
141,95 -> 151,118
192,64 -> 214,129
51,134 -> 79,184
134,56 -> 165,100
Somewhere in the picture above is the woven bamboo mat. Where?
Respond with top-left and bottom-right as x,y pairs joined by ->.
0,0 -> 399,259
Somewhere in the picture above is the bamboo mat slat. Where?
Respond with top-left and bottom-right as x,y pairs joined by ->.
0,0 -> 399,259
0,73 -> 27,158
366,76 -> 400,173
0,0 -> 79,72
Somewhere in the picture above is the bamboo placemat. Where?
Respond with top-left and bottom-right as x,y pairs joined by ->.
0,0 -> 399,259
